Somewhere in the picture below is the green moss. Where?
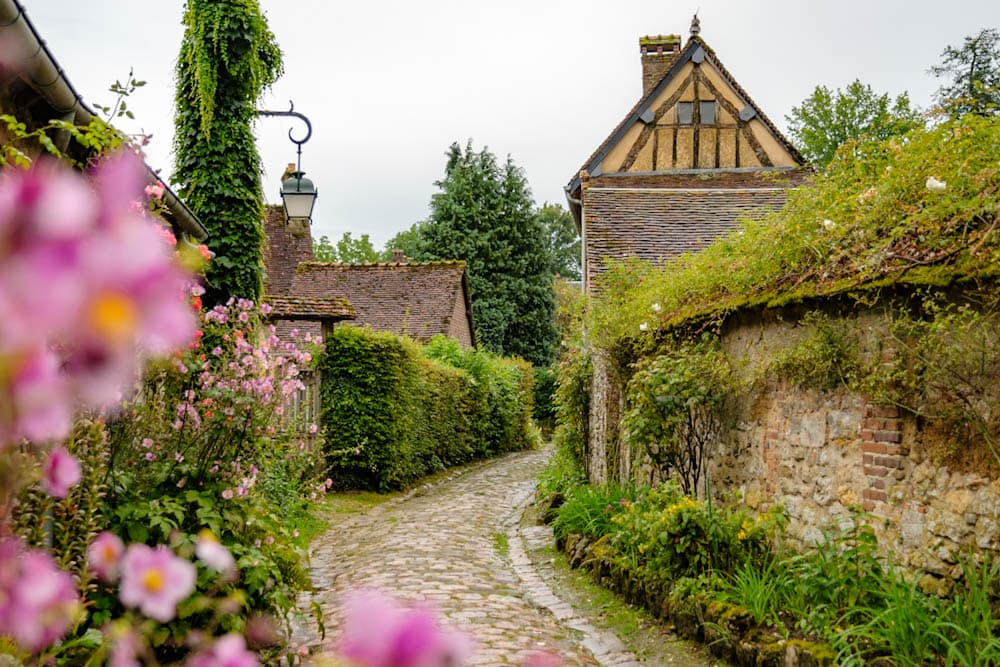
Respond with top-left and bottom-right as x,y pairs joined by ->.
786,638 -> 836,664
592,115 -> 1000,349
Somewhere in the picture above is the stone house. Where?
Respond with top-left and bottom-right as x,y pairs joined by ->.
565,17 -> 808,294
0,0 -> 207,243
263,206 -> 476,347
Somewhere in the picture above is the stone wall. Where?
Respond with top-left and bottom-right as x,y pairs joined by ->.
588,307 -> 1000,579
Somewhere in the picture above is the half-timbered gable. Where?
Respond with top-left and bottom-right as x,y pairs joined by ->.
567,18 -> 808,294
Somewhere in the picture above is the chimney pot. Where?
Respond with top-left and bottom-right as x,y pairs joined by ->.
391,249 -> 406,263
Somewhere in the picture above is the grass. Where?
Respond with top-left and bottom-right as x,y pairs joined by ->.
719,559 -> 785,628
493,531 -> 510,558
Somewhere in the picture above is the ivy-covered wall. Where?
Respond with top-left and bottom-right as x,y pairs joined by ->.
318,328 -> 535,491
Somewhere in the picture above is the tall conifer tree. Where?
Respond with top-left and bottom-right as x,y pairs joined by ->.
420,141 -> 558,366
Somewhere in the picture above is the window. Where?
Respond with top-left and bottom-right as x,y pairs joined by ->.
677,102 -> 693,124
700,101 -> 717,125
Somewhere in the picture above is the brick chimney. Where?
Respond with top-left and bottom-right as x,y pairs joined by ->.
390,249 -> 407,263
640,34 -> 681,96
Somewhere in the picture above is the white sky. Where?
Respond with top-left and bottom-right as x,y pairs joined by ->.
24,0 -> 999,248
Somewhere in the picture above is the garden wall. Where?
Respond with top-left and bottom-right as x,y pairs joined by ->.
588,305 -> 1000,582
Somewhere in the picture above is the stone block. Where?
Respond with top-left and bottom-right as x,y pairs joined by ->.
800,413 -> 826,448
827,410 -> 858,440
975,517 -> 999,550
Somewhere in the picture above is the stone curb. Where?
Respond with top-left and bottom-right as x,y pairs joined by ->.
505,485 -> 643,667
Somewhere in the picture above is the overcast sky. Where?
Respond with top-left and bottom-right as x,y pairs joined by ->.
25,1 -> 999,248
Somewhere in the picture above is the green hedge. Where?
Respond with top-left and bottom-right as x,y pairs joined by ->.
319,328 -> 534,491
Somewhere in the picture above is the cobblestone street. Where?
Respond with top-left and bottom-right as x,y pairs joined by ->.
294,448 -> 711,666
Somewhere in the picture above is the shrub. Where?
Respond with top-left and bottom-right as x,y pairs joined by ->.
622,338 -> 735,495
768,311 -> 860,391
551,347 -> 592,473
532,364 -> 558,432
610,483 -> 776,582
96,300 -> 324,643
320,329 -> 534,491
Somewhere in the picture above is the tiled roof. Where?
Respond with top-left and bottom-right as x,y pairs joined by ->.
265,295 -> 355,320
584,185 -> 788,283
290,261 -> 475,344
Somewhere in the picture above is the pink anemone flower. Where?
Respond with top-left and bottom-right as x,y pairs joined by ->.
40,446 -> 82,498
119,544 -> 196,622
0,539 -> 80,653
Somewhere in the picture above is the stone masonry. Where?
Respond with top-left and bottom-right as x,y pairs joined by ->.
588,308 -> 1000,581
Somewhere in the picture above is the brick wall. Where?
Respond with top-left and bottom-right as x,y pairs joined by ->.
447,290 -> 473,348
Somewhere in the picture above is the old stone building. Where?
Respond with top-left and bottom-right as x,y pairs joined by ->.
263,206 -> 475,346
566,17 -> 808,294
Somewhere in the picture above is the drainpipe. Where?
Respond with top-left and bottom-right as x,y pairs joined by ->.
0,0 -> 207,241
564,185 -> 585,294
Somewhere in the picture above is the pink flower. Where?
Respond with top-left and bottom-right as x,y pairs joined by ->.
144,182 -> 165,200
87,531 -> 125,583
118,544 -> 196,622
222,489 -> 234,500
187,633 -> 258,667
41,447 -> 82,498
309,423 -> 319,435
0,539 -> 80,653
0,154 -> 197,436
2,346 -> 71,446
195,530 -> 236,573
337,590 -> 473,667
108,626 -> 141,667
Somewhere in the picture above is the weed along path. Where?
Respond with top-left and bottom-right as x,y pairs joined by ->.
293,448 -> 714,666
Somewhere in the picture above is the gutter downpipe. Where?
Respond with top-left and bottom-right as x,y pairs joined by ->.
0,0 -> 207,241
564,185 -> 585,294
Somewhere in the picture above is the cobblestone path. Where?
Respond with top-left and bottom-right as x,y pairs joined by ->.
295,448 -> 713,666
295,448 -> 652,665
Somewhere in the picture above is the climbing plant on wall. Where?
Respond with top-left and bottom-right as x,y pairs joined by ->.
172,0 -> 282,305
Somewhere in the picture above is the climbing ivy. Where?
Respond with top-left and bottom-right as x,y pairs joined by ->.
172,0 -> 282,305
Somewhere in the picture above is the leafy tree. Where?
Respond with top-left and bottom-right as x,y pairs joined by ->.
381,223 -> 429,262
173,0 -> 282,305
420,141 -> 558,366
313,232 -> 379,263
931,28 -> 1000,117
785,80 -> 921,167
535,203 -> 581,280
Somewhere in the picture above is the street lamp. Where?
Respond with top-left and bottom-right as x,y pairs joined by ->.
257,101 -> 317,225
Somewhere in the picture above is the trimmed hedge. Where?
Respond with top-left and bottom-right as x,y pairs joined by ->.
319,328 -> 534,491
